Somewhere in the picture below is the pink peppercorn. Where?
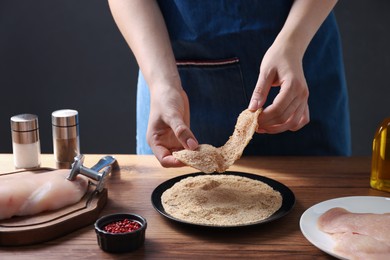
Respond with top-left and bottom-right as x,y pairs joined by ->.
103,219 -> 141,234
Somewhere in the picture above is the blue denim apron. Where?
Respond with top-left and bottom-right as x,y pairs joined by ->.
137,0 -> 351,156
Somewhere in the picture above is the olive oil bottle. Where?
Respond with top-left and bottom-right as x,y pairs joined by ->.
370,118 -> 390,192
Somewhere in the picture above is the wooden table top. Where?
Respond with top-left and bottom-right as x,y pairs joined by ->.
0,154 -> 388,259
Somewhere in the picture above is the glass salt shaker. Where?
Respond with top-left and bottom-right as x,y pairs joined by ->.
52,109 -> 80,169
10,114 -> 41,169
370,117 -> 390,192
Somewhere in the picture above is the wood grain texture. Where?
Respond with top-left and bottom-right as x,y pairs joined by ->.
0,154 -> 387,259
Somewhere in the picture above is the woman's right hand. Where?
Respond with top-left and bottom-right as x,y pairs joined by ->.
147,85 -> 198,167
108,0 -> 198,167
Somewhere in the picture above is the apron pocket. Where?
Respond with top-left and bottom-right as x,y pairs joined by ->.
177,57 -> 249,147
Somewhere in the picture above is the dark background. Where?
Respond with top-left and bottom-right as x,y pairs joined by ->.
1,1 -> 389,156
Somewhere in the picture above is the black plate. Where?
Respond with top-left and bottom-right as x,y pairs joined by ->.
151,171 -> 295,228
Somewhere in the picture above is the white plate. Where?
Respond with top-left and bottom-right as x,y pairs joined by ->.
299,196 -> 390,259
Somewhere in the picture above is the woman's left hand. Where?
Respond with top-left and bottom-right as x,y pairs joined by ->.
248,41 -> 310,134
248,0 -> 340,134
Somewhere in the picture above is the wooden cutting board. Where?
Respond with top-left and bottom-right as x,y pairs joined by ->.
0,168 -> 107,246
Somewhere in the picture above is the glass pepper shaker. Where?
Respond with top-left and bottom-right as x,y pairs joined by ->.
10,114 -> 41,169
52,109 -> 80,169
370,117 -> 390,192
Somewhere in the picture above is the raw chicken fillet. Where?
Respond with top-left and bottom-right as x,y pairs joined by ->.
0,169 -> 89,220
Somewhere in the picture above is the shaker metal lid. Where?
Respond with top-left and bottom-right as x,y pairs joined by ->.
10,114 -> 39,131
52,109 -> 79,126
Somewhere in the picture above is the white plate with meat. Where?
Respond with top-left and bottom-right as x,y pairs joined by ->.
300,196 -> 390,259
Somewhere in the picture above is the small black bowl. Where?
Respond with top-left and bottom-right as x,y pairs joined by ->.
94,213 -> 147,253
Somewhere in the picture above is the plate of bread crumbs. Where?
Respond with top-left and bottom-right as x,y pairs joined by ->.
151,171 -> 295,227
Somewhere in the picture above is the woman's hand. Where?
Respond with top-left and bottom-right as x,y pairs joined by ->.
248,0 -> 338,133
108,0 -> 198,167
147,86 -> 198,167
249,42 -> 310,133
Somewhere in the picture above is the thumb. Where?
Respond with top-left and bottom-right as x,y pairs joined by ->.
248,69 -> 275,111
170,118 -> 199,150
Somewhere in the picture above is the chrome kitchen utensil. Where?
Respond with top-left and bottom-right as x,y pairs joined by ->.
52,109 -> 80,169
67,154 -> 117,192
10,114 -> 41,169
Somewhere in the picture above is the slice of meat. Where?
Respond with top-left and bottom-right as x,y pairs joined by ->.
220,108 -> 261,166
318,207 -> 390,245
318,207 -> 390,259
172,144 -> 225,173
331,232 -> 390,260
173,108 -> 261,173
0,170 -> 89,220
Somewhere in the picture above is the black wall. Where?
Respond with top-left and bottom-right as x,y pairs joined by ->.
335,1 -> 390,156
1,1 -> 389,156
0,0 -> 138,154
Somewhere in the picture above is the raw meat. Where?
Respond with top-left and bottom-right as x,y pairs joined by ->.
0,169 -> 89,220
318,207 -> 390,259
332,232 -> 390,260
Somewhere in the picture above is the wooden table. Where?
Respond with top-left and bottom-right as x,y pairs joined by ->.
0,154 -> 388,259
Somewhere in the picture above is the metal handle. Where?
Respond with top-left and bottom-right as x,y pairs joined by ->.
67,154 -> 116,181
67,154 -> 117,193
90,155 -> 116,172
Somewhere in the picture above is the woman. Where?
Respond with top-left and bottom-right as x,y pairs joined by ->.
108,0 -> 351,167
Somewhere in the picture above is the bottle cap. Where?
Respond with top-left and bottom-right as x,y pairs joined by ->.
10,114 -> 39,132
52,109 -> 79,127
